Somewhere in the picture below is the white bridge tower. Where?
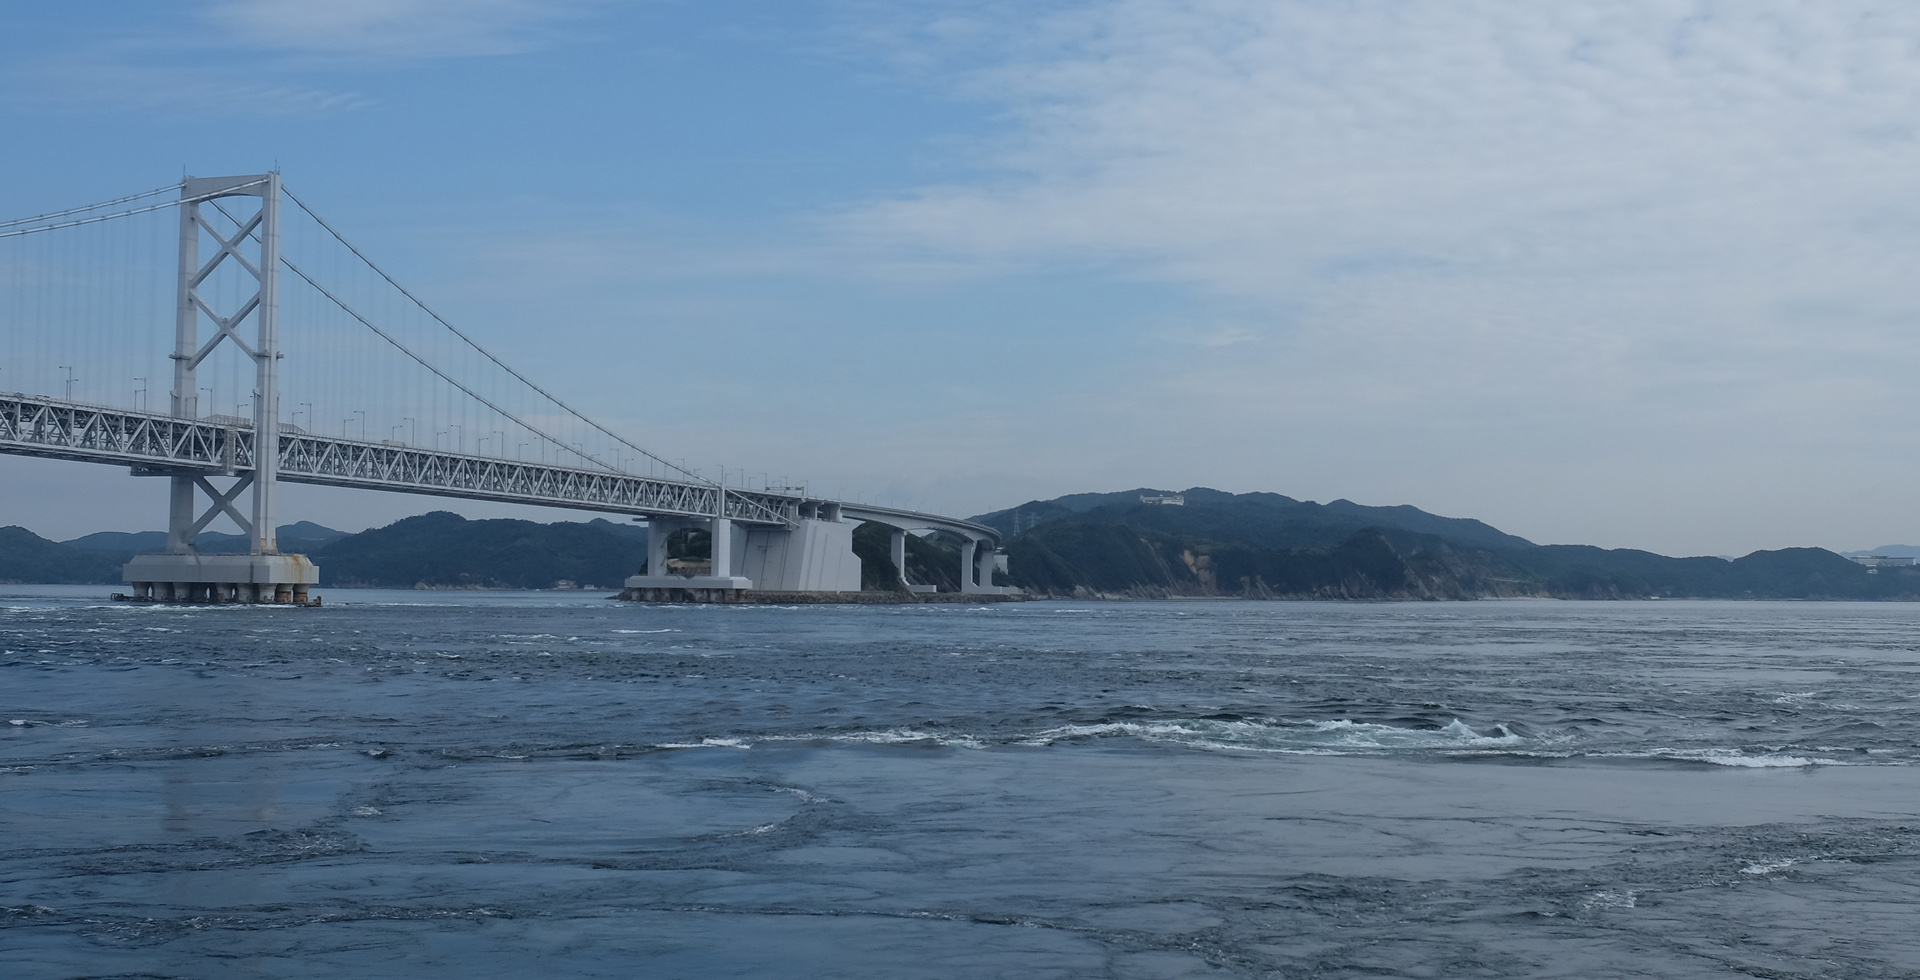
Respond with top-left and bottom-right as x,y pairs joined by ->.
122,174 -> 319,604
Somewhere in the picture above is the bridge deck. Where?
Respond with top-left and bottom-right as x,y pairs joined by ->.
0,393 -> 997,541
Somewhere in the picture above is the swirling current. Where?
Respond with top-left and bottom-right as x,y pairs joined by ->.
5,588 -> 1920,978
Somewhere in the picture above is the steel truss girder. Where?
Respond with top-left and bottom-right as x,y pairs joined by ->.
0,393 -> 1005,542
0,394 -> 804,525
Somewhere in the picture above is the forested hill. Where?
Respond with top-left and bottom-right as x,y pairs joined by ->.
974,487 -> 1535,552
0,515 -> 651,590
973,488 -> 1920,600
5,490 -> 1914,599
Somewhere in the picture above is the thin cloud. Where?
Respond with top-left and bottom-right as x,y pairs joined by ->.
5,48 -> 370,116
210,0 -> 597,59
822,0 -> 1920,552
854,1 -> 1920,294
2,0 -> 593,115
838,0 -> 1920,407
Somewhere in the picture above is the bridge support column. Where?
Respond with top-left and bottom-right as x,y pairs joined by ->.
955,534 -> 1009,595
644,518 -> 675,577
958,537 -> 978,593
620,513 -> 753,598
710,516 -> 733,578
891,529 -> 908,589
167,477 -> 196,554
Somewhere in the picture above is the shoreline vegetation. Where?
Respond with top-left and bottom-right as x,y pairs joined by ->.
976,488 -> 1920,601
4,488 -> 1916,600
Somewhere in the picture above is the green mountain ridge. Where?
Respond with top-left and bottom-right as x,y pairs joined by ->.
975,487 -> 1919,600
3,490 -> 1912,599
0,516 -> 648,589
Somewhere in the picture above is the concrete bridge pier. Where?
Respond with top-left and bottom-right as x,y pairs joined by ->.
121,553 -> 319,606
622,512 -> 756,599
618,498 -> 1013,603
889,528 -> 936,594
956,532 -> 1013,595
958,537 -> 977,592
712,516 -> 733,578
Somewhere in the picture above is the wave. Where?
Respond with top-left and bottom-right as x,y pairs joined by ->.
778,728 -> 989,749
1646,748 -> 1843,768
656,737 -> 751,750
1019,717 -> 1527,754
678,718 -> 1530,756
641,721 -> 1876,767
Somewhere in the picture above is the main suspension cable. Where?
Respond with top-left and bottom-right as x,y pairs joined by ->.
280,186 -> 705,485
206,196 -> 620,474
278,252 -> 618,473
0,183 -> 176,229
215,186 -> 794,525
0,179 -> 269,240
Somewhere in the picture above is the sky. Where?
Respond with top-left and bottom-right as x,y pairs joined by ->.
4,0 -> 1920,556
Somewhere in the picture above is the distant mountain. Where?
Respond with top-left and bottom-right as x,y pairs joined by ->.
63,521 -> 348,558
6,490 -> 1912,599
973,488 -> 1920,600
1,522 -> 355,585
1842,545 -> 1920,558
0,526 -> 125,584
2,514 -> 658,591
310,512 -> 643,590
975,487 -> 1534,552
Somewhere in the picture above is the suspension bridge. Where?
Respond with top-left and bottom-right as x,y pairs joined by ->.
0,173 -> 1011,603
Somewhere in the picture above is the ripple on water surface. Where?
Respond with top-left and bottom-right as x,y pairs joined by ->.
6,590 -> 1920,977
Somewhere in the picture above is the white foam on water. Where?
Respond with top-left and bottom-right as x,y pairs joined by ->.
1654,748 -> 1832,768
1580,889 -> 1637,911
825,728 -> 988,749
611,629 -> 677,634
1020,717 -> 1527,755
656,737 -> 750,750
660,729 -> 991,750
1742,858 -> 1796,875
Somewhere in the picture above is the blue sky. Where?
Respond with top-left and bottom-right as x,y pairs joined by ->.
5,1 -> 1920,556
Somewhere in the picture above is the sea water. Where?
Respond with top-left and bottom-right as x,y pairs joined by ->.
4,589 -> 1919,978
